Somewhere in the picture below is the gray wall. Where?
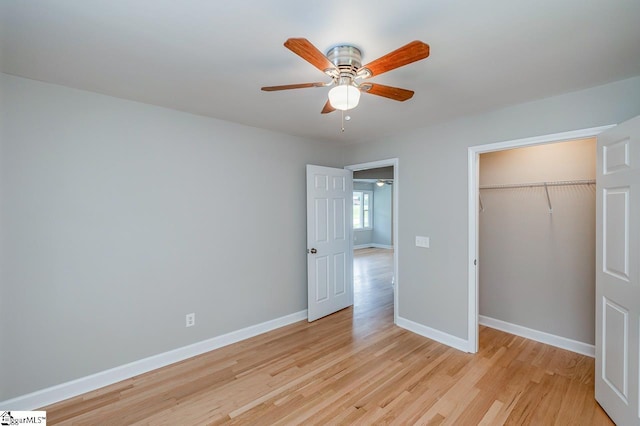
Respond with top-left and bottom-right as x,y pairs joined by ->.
353,166 -> 394,180
479,139 -> 596,344
372,183 -> 393,247
2,71 -> 640,402
342,76 -> 640,339
353,181 -> 393,247
353,182 -> 373,245
0,74 -> 342,400
0,73 -> 5,389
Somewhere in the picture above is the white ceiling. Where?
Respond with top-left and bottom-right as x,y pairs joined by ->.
1,0 -> 639,143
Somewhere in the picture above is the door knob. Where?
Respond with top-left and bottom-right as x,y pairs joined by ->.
310,248 -> 317,254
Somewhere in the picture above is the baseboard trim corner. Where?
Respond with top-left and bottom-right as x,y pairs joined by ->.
479,315 -> 595,358
0,310 -> 308,410
353,244 -> 394,250
353,244 -> 371,250
371,244 -> 393,250
396,316 -> 472,353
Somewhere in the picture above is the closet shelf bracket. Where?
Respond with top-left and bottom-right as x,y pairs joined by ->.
544,183 -> 552,214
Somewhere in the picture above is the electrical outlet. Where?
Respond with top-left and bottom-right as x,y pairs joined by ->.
186,313 -> 195,327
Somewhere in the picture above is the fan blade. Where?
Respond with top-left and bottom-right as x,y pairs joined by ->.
284,38 -> 336,73
361,83 -> 414,101
261,82 -> 327,91
360,41 -> 429,77
321,100 -> 335,114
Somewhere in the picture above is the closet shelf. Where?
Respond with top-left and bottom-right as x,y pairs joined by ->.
478,179 -> 595,214
479,179 -> 595,190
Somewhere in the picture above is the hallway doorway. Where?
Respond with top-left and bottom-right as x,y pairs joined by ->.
354,248 -> 394,322
346,158 -> 398,324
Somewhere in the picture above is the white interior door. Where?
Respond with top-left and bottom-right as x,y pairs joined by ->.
596,115 -> 640,424
306,164 -> 353,322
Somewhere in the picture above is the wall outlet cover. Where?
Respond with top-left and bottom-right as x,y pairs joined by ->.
186,313 -> 195,327
415,236 -> 430,248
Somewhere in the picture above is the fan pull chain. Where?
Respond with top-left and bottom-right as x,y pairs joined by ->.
340,85 -> 351,132
342,88 -> 348,132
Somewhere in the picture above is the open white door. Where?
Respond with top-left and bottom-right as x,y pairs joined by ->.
306,164 -> 353,322
596,115 -> 640,424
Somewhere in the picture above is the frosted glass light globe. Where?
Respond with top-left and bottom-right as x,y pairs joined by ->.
328,85 -> 361,111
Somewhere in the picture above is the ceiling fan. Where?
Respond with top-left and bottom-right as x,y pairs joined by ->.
261,38 -> 430,114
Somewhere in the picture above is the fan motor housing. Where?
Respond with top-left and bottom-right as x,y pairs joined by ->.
326,45 -> 362,69
326,45 -> 363,84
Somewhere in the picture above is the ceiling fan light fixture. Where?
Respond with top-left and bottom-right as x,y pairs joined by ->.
262,38 -> 430,115
376,180 -> 385,187
328,84 -> 360,111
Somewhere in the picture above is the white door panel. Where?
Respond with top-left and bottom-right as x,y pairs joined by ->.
307,165 -> 353,322
596,115 -> 640,424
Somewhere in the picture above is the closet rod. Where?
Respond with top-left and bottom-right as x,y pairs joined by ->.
479,179 -> 595,190
479,179 -> 595,214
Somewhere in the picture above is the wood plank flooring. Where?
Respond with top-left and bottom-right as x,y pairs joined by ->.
42,248 -> 613,425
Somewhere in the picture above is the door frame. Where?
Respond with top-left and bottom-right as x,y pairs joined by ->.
345,158 -> 399,324
467,126 -> 615,353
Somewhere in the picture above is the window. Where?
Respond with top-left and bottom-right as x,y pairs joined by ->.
353,190 -> 372,230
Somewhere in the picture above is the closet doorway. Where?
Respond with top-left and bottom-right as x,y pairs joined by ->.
479,138 -> 596,355
467,125 -> 615,352
346,159 -> 399,324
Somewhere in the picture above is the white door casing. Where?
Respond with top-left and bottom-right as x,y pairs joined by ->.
595,115 -> 640,424
306,165 -> 353,322
345,158 -> 399,325
467,125 -> 614,354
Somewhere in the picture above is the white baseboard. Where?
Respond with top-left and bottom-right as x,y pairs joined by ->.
353,244 -> 393,250
396,316 -> 472,353
479,315 -> 595,358
372,244 -> 393,249
1,310 -> 308,410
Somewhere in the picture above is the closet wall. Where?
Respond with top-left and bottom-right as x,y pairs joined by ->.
479,138 -> 596,345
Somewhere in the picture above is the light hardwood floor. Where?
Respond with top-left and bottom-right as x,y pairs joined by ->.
43,248 -> 613,425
